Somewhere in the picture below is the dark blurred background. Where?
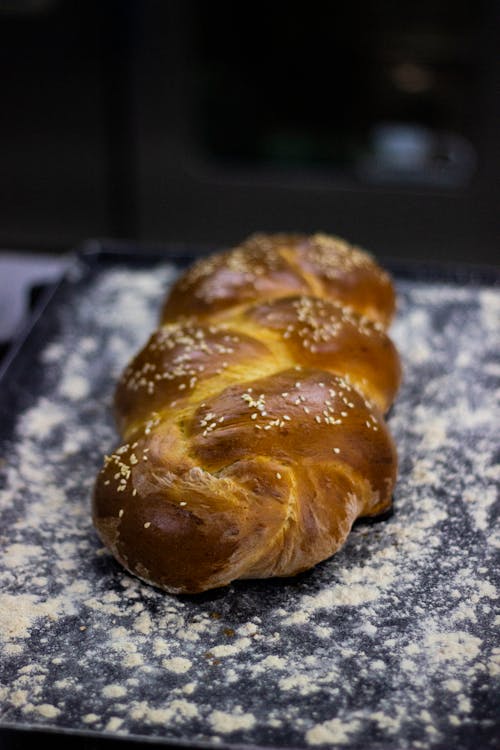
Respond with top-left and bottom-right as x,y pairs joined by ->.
0,0 -> 499,262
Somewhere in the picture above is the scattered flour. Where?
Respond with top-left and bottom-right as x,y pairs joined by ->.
306,717 -> 362,745
0,594 -> 74,641
162,657 -> 192,674
208,709 -> 257,733
102,685 -> 127,699
0,266 -> 497,749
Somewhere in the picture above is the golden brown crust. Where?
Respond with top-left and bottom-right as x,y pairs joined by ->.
243,295 -> 400,412
93,232 -> 400,594
161,233 -> 395,327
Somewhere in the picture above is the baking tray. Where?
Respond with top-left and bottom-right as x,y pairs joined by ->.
0,240 -> 498,750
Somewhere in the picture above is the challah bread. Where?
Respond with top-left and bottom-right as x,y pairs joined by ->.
161,232 -> 396,326
93,233 -> 401,594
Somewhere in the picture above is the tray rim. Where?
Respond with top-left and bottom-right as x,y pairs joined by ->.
77,237 -> 500,283
0,721 -> 289,750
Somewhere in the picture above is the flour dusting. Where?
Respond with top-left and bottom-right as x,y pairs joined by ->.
0,260 -> 498,749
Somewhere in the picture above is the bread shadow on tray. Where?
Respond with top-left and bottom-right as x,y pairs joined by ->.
180,568 -> 319,606
174,502 -> 397,606
92,500 -> 396,608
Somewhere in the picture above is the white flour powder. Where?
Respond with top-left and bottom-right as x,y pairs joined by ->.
0,264 -> 498,749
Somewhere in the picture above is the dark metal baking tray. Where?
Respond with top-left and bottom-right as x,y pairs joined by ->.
0,239 -> 498,750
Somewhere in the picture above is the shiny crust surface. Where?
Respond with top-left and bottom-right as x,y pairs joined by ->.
93,233 -> 400,593
161,233 -> 396,326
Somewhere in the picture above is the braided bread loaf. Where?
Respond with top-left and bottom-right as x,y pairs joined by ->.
93,233 -> 401,594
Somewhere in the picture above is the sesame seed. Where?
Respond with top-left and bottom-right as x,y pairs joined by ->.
144,522 -> 151,529
276,472 -> 282,479
118,509 -> 124,517
333,448 -> 341,454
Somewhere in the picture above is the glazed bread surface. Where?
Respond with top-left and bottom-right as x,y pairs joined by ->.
93,233 -> 401,593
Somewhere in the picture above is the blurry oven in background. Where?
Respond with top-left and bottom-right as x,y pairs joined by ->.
0,0 -> 498,263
